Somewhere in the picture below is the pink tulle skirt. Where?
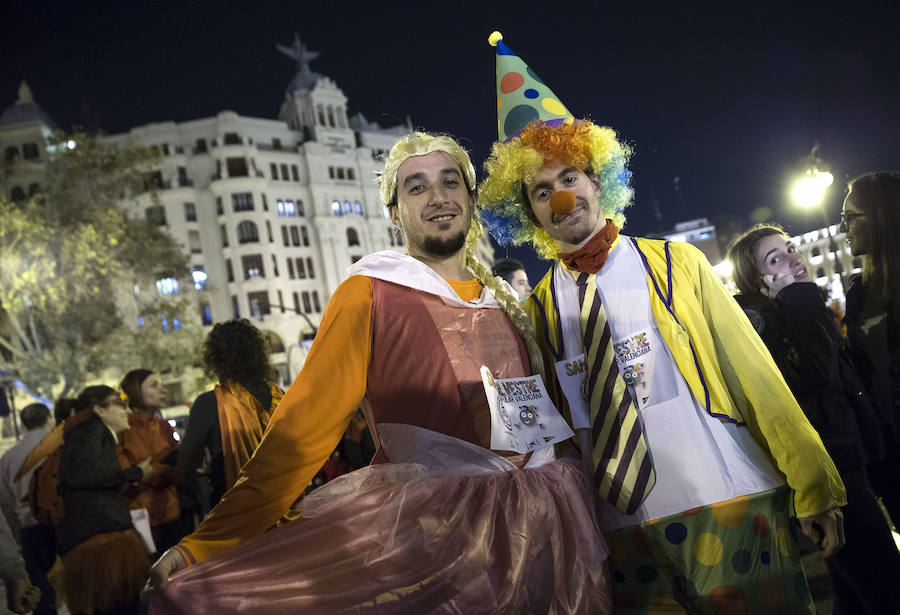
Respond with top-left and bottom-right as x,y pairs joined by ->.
151,428 -> 611,614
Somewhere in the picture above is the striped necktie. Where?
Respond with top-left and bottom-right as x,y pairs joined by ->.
576,271 -> 655,514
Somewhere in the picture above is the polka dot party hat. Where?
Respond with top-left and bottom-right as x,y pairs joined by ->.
489,31 -> 574,142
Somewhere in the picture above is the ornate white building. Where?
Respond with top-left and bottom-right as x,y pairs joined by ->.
1,35 -> 495,389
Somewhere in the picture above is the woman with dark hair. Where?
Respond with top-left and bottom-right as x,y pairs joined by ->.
57,385 -> 151,615
117,370 -> 183,553
177,319 -> 283,513
841,171 -> 900,526
53,398 -> 76,426
728,223 -> 900,614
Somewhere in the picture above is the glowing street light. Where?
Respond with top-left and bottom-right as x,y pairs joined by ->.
790,168 -> 834,208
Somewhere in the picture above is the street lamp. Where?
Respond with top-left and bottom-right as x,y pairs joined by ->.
789,149 -> 843,292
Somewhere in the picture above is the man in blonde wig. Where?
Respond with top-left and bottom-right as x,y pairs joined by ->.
146,131 -> 613,614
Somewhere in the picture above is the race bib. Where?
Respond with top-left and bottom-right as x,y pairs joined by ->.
481,366 -> 575,453
613,328 -> 655,410
554,354 -> 591,430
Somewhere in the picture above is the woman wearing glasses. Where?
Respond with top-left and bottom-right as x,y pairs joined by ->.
57,386 -> 152,615
842,171 -> 900,530
728,223 -> 900,615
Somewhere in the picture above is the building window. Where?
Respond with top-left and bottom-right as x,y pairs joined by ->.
343,200 -> 352,215
317,105 -> 325,125
348,168 -> 355,181
220,224 -> 229,247
4,145 -> 19,163
276,199 -> 296,217
296,258 -> 306,279
22,143 -> 39,160
290,226 -> 300,246
353,201 -> 363,216
226,259 -> 234,282
262,193 -> 268,211
301,226 -> 309,246
328,167 -> 335,179
302,291 -> 312,313
156,277 -> 179,295
178,166 -> 191,187
145,205 -> 167,226
223,132 -> 241,145
389,227 -> 396,246
192,266 -> 208,290
351,255 -> 362,263
270,163 -> 278,180
232,192 -> 254,212
347,228 -> 360,247
271,254 -> 280,277
287,258 -> 295,279
184,202 -> 197,222
200,302 -> 213,326
232,295 -> 240,319
272,138 -> 282,150
10,186 -> 25,202
293,292 -> 301,314
816,267 -> 826,279
278,290 -> 285,313
306,257 -> 315,279
297,200 -> 305,216
281,225 -> 289,247
237,220 -> 260,244
812,247 -> 821,257
280,164 -> 288,180
216,196 -> 223,215
195,138 -> 208,154
242,254 -> 265,279
266,220 -> 273,242
291,165 -> 299,181
336,168 -> 345,180
312,291 -> 321,313
331,200 -> 342,216
28,183 -> 40,196
248,291 -> 270,318
327,106 -> 335,127
188,230 -> 202,254
226,157 -> 249,177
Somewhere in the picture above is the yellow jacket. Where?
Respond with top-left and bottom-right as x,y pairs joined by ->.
526,237 -> 846,517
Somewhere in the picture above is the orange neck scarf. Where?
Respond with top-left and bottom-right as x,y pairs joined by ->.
557,220 -> 620,274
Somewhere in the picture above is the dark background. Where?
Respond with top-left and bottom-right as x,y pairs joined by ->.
3,0 -> 898,281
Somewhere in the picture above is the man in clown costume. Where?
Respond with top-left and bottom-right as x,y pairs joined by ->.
144,131 -> 613,613
479,31 -> 846,614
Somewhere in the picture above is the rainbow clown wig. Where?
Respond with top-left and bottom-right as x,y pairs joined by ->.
479,119 -> 634,260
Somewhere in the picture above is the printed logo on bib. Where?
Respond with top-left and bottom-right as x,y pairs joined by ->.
554,354 -> 591,430
481,366 -> 574,453
613,329 -> 655,409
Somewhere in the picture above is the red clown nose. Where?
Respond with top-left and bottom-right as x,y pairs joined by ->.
549,190 -> 576,215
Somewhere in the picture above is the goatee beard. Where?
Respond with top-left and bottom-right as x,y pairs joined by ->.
424,231 -> 466,256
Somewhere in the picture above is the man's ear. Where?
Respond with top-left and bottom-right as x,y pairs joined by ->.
388,205 -> 401,228
589,173 -> 603,198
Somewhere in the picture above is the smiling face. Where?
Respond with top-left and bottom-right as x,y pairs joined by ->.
95,394 -> 130,434
754,234 -> 810,289
840,191 -> 870,256
388,151 -> 473,259
525,162 -> 605,250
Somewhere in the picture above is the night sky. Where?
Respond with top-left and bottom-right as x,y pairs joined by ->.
4,0 -> 899,280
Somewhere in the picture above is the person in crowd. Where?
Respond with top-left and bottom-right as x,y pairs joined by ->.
57,386 -> 152,615
492,258 -> 532,299
729,223 -> 900,614
0,512 -> 40,614
0,403 -> 57,614
53,399 -> 76,426
841,171 -> 900,527
477,32 -> 845,613
118,369 -> 184,553
145,132 -> 612,614
177,320 -> 283,513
